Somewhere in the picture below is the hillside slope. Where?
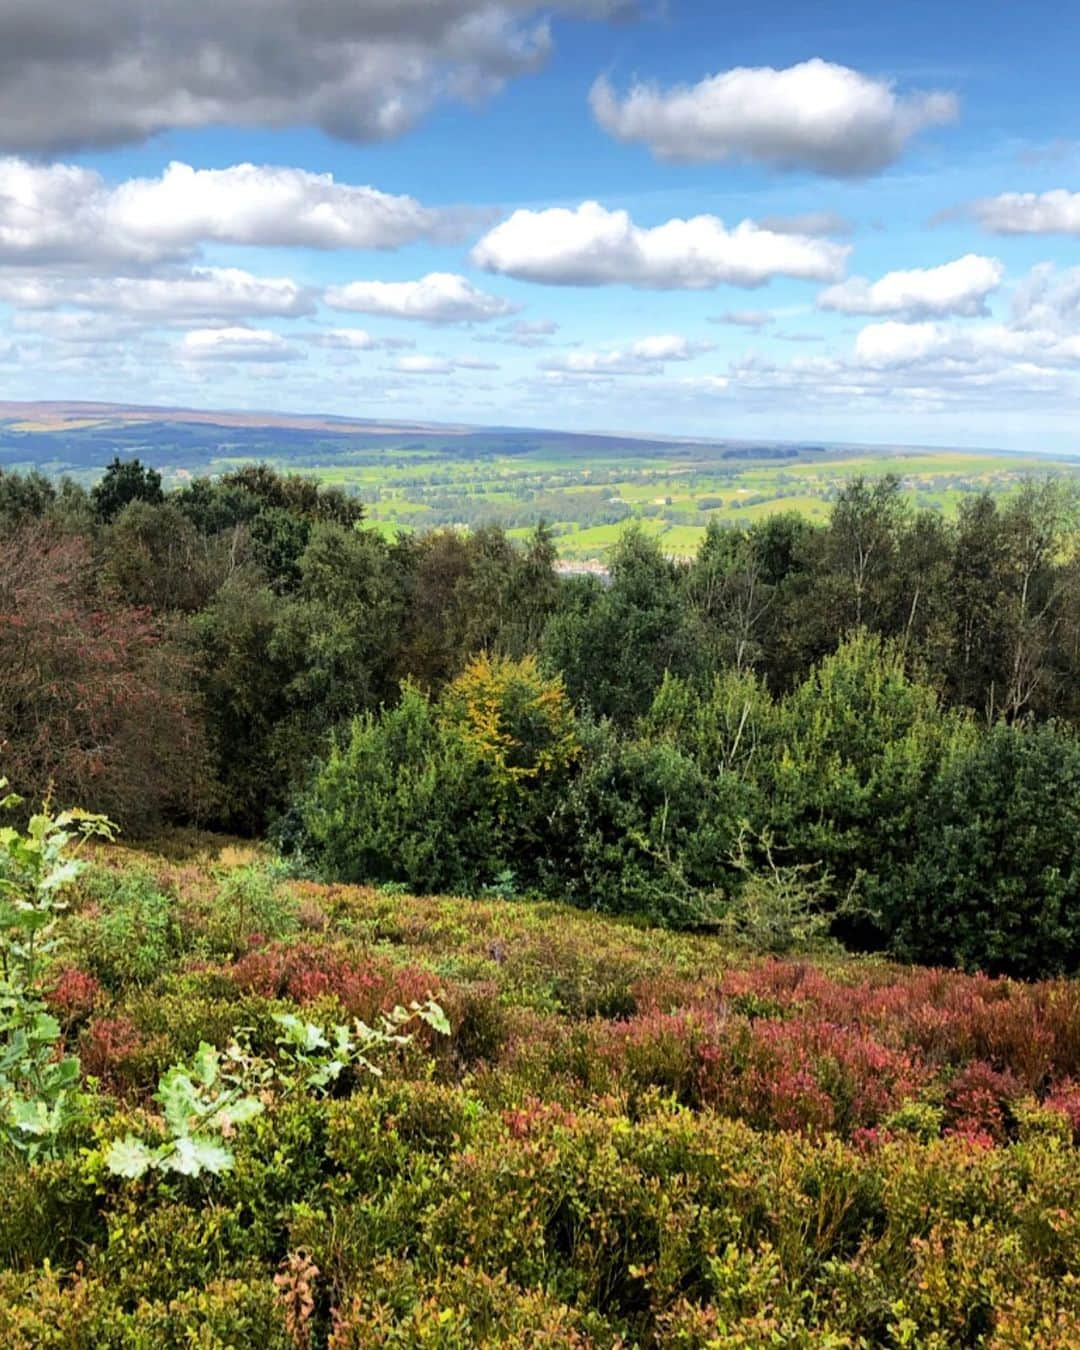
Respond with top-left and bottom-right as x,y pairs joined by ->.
1,839 -> 1078,1345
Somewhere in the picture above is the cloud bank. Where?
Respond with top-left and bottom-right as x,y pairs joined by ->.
0,0 -> 637,153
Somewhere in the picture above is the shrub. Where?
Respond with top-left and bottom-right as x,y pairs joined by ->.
200,862 -> 299,957
546,718 -> 750,926
66,867 -> 183,991
717,828 -> 833,955
767,633 -> 973,926
299,684 -> 503,895
884,719 -> 1080,975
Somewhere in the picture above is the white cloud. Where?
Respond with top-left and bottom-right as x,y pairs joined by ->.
852,318 -> 1080,370
480,317 -> 562,348
819,254 -> 1003,319
472,201 -> 848,289
325,272 -> 516,323
630,334 -> 710,361
106,162 -> 463,251
309,328 -> 414,352
589,59 -> 957,175
542,333 -> 711,375
392,355 -> 455,375
507,318 -> 559,336
390,353 -> 499,375
0,157 -> 456,267
180,327 -> 301,363
711,309 -> 774,328
0,1 -> 637,153
0,267 -> 314,321
971,189 -> 1080,235
1010,263 -> 1080,331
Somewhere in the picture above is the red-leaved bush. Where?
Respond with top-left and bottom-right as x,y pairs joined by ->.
0,523 -> 209,831
229,942 -> 439,1025
46,966 -> 103,1030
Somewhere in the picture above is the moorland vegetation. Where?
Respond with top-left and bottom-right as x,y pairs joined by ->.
3,457 -> 1080,1343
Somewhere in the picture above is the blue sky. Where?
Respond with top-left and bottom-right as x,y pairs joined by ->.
3,0 -> 1080,451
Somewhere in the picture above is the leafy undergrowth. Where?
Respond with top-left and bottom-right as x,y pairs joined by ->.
2,839 -> 1080,1346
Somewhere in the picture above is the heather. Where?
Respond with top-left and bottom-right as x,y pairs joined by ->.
0,824 -> 1079,1345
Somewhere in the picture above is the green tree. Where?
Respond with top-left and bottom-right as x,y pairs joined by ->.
542,524 -> 696,723
90,457 -> 164,523
299,684 -> 501,895
766,633 -> 972,920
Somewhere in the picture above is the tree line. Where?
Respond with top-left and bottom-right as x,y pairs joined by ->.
3,457 -> 1080,974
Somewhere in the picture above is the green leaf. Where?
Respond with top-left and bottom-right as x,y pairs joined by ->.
415,1001 -> 451,1037
273,1013 -> 328,1052
191,1042 -> 220,1089
157,1070 -> 202,1137
106,1135 -> 156,1179
39,860 -> 84,894
29,1011 -> 62,1043
216,1095 -> 264,1128
9,1096 -> 54,1137
167,1135 -> 235,1177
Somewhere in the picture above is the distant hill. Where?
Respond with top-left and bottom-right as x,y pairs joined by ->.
3,398 -> 1076,560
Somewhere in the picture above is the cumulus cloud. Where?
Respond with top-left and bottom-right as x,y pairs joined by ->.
106,162 -> 466,251
542,333 -> 711,375
589,59 -> 957,176
180,327 -> 302,362
818,254 -> 1003,319
971,189 -> 1080,235
0,158 -> 457,267
852,318 -> 1080,370
325,272 -> 516,323
0,0 -> 636,153
0,267 -> 314,321
472,201 -> 848,289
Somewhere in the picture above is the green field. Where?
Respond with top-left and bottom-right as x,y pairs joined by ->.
210,444 -> 1079,558
4,404 -> 1078,560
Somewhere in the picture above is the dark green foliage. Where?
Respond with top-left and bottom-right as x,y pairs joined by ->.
90,457 -> 164,523
766,633 -> 972,902
0,469 -> 57,529
299,685 -> 503,895
885,719 -> 1080,976
218,462 -> 364,528
97,500 -> 229,612
8,453 -> 1080,973
546,718 -> 751,926
541,524 -> 698,723
193,577 -> 294,831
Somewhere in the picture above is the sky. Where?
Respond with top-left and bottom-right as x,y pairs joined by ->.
3,1 -> 1080,452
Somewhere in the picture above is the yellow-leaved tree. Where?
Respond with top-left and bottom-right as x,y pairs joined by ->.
440,653 -> 580,817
